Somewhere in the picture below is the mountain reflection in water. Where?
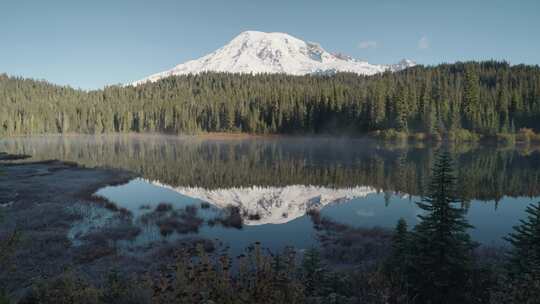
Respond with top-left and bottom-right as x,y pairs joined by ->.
149,180 -> 376,225
1,134 -> 540,251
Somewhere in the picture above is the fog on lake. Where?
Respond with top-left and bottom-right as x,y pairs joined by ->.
1,134 -> 539,253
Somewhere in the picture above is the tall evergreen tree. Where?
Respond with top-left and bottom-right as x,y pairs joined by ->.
385,217 -> 412,297
505,201 -> 540,279
394,86 -> 409,131
463,67 -> 481,131
409,151 -> 475,303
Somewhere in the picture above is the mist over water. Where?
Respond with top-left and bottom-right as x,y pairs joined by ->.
1,134 -> 539,250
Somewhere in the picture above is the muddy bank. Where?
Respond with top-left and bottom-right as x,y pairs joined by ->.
0,158 -> 141,296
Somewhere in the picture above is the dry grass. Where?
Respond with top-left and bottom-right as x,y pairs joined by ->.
138,204 -> 205,236
307,209 -> 392,265
208,205 -> 243,229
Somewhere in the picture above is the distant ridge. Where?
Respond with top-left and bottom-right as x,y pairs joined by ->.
132,31 -> 415,85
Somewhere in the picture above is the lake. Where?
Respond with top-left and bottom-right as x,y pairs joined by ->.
1,134 -> 539,254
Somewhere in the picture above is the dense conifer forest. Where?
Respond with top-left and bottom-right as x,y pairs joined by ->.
1,61 -> 540,140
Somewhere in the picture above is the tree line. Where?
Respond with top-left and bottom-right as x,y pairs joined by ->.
1,61 -> 540,138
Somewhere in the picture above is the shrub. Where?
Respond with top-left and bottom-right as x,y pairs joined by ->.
184,205 -> 198,216
209,205 -> 243,229
447,129 -> 480,143
101,271 -> 152,304
410,132 -> 427,141
516,128 -> 540,143
489,274 -> 540,304
0,290 -> 10,304
156,206 -> 204,236
155,203 -> 173,213
21,272 -> 101,304
73,242 -> 117,264
496,133 -> 516,145
376,129 -> 408,142
151,244 -> 305,304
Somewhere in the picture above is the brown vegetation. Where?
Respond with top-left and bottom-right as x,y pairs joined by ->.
307,209 -> 392,264
208,205 -> 244,229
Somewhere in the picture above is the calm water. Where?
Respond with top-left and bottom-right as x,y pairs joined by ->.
1,134 -> 539,253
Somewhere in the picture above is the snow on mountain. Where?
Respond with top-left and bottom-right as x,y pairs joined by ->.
150,181 -> 376,225
132,31 -> 415,85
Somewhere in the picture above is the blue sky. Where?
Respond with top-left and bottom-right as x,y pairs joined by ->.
1,0 -> 539,89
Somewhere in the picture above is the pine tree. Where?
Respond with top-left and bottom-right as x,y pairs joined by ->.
385,218 -> 411,294
394,86 -> 409,132
371,82 -> 386,129
463,66 -> 481,131
425,101 -> 437,135
409,151 -> 475,303
505,201 -> 540,279
388,218 -> 410,272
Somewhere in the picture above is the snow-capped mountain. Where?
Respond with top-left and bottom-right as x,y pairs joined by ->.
132,31 -> 415,85
150,181 -> 376,225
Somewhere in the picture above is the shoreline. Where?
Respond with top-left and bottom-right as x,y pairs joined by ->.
3,132 -> 540,150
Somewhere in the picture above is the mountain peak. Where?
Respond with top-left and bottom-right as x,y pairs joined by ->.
236,30 -> 293,37
131,31 -> 416,86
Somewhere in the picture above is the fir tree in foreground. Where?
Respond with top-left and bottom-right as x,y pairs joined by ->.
384,218 -> 412,301
506,201 -> 540,279
409,151 -> 475,303
386,218 -> 410,276
490,202 -> 540,304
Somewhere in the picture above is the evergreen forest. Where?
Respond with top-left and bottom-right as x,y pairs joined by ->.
1,61 -> 540,141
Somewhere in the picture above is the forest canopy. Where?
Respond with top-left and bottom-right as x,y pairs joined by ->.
1,61 -> 539,138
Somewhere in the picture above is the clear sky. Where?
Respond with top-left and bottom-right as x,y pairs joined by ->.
1,0 -> 539,89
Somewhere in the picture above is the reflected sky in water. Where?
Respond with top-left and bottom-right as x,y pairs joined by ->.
1,134 -> 539,252
94,177 -> 536,253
